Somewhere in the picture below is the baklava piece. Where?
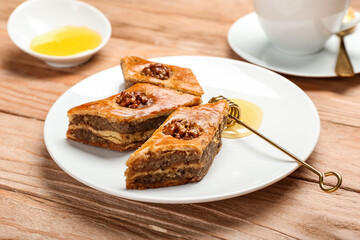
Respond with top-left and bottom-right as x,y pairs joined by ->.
125,100 -> 229,189
120,56 -> 204,96
66,83 -> 202,151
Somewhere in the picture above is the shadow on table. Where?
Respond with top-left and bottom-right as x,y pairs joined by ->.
285,74 -> 360,95
40,154 -> 298,238
1,48 -> 103,82
227,47 -> 360,95
2,50 -> 72,79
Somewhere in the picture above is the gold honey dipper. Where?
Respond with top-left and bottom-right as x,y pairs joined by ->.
209,95 -> 342,193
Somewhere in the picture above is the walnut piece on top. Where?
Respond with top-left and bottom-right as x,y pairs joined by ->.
142,63 -> 172,80
116,91 -> 153,109
162,119 -> 202,140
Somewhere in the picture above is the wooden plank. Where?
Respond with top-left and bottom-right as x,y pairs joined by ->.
1,157 -> 359,239
290,118 -> 360,191
0,109 -> 359,239
1,0 -> 360,238
0,189 -> 177,240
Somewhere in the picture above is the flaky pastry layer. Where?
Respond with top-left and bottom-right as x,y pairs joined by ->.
121,56 -> 204,96
68,124 -> 154,144
67,83 -> 202,124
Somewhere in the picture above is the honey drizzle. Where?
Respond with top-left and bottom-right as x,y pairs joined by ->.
222,98 -> 263,139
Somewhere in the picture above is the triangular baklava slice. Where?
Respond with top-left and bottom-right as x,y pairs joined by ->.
66,83 -> 202,151
125,100 -> 229,189
120,56 -> 204,96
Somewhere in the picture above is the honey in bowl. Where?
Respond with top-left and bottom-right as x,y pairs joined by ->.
222,98 -> 263,139
29,26 -> 102,56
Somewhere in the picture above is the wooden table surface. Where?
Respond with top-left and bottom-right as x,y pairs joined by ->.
1,0 -> 360,239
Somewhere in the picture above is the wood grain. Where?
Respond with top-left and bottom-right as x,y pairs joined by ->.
1,113 -> 359,240
1,0 -> 360,239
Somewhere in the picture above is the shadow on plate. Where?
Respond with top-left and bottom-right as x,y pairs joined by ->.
118,82 -> 125,92
40,154 -> 297,238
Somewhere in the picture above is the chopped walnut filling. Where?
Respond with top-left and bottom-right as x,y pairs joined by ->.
116,91 -> 153,109
142,63 -> 171,80
163,120 -> 202,140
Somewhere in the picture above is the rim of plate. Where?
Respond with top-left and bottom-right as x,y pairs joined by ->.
44,56 -> 320,204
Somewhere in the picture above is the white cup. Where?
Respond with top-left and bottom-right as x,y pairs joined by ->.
254,0 -> 360,55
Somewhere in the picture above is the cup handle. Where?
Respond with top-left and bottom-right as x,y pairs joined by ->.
340,15 -> 360,32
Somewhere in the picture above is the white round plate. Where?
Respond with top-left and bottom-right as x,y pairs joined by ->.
44,56 -> 320,204
228,12 -> 360,77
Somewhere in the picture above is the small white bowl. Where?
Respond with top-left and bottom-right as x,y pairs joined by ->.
7,0 -> 112,68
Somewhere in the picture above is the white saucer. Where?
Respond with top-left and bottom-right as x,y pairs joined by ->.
228,12 -> 360,77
